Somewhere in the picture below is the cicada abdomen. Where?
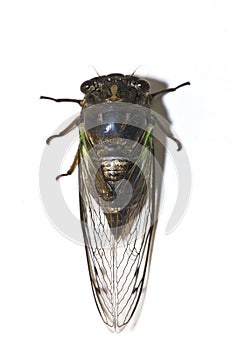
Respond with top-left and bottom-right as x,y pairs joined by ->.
41,73 -> 190,332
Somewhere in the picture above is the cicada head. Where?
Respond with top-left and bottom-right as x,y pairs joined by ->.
80,73 -> 151,108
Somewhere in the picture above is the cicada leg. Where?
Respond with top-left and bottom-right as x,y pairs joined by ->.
46,117 -> 81,145
56,147 -> 80,181
150,82 -> 190,100
150,112 -> 182,151
40,95 -> 83,144
149,81 -> 190,151
40,96 -> 82,104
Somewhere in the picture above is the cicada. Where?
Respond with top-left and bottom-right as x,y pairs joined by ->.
41,73 -> 189,332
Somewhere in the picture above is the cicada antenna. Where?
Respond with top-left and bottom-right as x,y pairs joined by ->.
131,65 -> 143,76
88,65 -> 101,77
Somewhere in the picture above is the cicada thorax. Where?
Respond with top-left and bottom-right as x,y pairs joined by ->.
80,102 -> 153,237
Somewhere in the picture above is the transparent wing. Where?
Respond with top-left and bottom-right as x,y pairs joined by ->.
79,135 -> 156,332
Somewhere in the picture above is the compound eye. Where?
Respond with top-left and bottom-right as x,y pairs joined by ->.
125,76 -> 139,87
130,80 -> 137,87
80,80 -> 93,93
137,79 -> 151,92
127,78 -> 138,87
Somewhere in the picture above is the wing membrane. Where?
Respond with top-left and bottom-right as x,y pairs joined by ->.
79,132 -> 156,332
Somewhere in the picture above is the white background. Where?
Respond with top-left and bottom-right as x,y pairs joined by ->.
1,0 -> 231,349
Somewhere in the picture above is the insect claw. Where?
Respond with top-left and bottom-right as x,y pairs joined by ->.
162,134 -> 182,151
174,138 -> 183,151
56,173 -> 70,181
46,135 -> 60,145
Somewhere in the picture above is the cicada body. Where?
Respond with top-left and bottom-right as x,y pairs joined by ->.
41,73 -> 189,332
